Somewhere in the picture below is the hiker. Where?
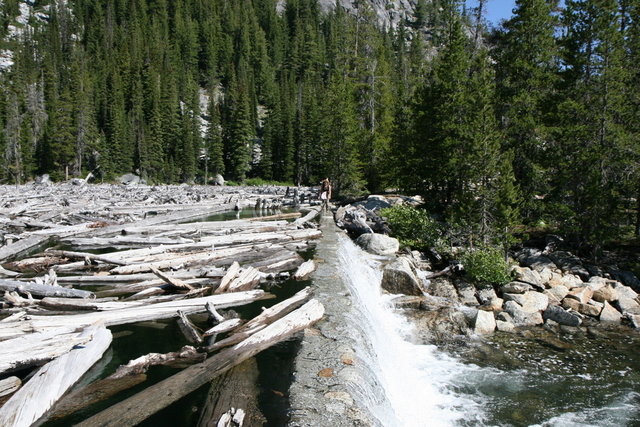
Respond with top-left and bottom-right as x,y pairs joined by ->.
319,178 -> 332,211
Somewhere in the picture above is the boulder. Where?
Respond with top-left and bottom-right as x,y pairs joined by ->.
352,195 -> 392,212
577,302 -> 602,317
474,310 -> 496,335
512,266 -> 543,287
613,283 -> 639,300
608,269 -> 640,293
381,258 -> 423,296
500,282 -> 532,294
599,301 -> 622,323
355,233 -> 399,256
214,174 -> 225,186
35,174 -> 51,185
538,267 -> 554,286
504,301 -> 544,326
566,286 -> 593,304
478,297 -> 504,312
427,277 -> 460,301
496,320 -> 516,333
517,248 -> 557,272
503,291 -> 549,313
476,287 -> 498,304
455,281 -> 479,305
628,314 -> 640,329
410,307 -> 471,341
543,305 -> 582,327
545,285 -> 570,303
592,285 -> 618,303
562,298 -> 581,312
548,251 -> 589,280
586,276 -> 609,292
615,297 -> 640,315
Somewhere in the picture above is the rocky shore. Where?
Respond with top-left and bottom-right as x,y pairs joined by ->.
335,195 -> 640,340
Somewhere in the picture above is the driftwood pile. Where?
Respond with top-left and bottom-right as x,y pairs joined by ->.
0,183 -> 323,426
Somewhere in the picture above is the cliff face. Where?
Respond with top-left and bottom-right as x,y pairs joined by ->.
277,0 -> 417,28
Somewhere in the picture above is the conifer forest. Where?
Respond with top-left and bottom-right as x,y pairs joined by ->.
1,0 -> 639,250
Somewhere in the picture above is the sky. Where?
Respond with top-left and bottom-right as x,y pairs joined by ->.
467,0 -> 517,26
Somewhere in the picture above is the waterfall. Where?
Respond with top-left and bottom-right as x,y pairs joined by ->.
336,234 -> 486,427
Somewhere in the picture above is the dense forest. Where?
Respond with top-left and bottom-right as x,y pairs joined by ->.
0,0 -> 639,250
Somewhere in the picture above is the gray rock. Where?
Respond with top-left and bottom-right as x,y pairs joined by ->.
548,251 -> 589,280
476,287 -> 498,304
479,297 -> 504,312
214,173 -> 225,186
545,285 -> 570,304
35,174 -> 51,185
627,314 -> 640,329
455,281 -> 479,305
427,277 -> 460,301
474,310 -> 496,335
352,195 -> 392,212
512,266 -> 543,287
613,283 -> 639,300
577,302 -> 602,317
496,311 -> 513,322
500,282 -> 532,294
381,257 -> 423,296
504,301 -> 544,326
566,286 -> 594,304
615,297 -> 640,315
496,320 -> 516,333
608,269 -> 640,293
517,248 -> 557,272
599,301 -> 622,323
355,233 -> 399,256
592,285 -> 618,303
503,291 -> 549,313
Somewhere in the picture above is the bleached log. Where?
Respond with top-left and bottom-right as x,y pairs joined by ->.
0,279 -> 93,299
216,262 -> 241,294
203,318 -> 244,337
110,252 -> 216,275
0,323 -> 112,427
96,278 -> 215,298
0,326 -> 94,374
197,359 -> 264,427
227,267 -> 261,292
46,374 -> 147,421
0,290 -> 271,341
39,297 -> 142,312
0,266 -> 20,278
150,266 -> 194,290
123,287 -> 165,300
207,287 -> 314,352
59,236 -> 196,250
178,311 -> 203,345
292,207 -> 321,227
206,302 -> 225,324
0,377 -> 21,397
293,260 -> 317,280
0,236 -> 51,263
4,256 -> 66,273
43,250 -> 128,266
4,291 -> 37,307
110,345 -> 205,379
250,250 -> 304,273
75,299 -> 324,427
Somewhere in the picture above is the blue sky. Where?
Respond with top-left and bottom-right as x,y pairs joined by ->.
467,0 -> 517,26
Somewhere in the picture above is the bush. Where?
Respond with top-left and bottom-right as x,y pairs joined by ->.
380,205 -> 442,251
461,247 -> 511,287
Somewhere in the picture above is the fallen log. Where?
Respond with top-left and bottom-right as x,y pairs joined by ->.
0,376 -> 20,397
177,311 -> 203,345
75,299 -> 324,427
292,207 -> 321,227
216,262 -> 241,294
227,267 -> 261,292
0,326 -> 94,374
43,250 -> 128,266
207,287 -> 314,352
203,318 -> 244,337
0,323 -> 112,427
150,266 -> 194,290
0,290 -> 271,341
110,345 -> 205,379
0,236 -> 51,263
0,279 -> 93,299
293,260 -> 316,280
46,374 -> 147,421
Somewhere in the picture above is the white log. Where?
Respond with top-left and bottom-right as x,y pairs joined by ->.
0,279 -> 94,299
75,299 -> 324,427
0,236 -> 50,263
216,262 -> 241,294
293,260 -> 317,280
0,290 -> 271,341
203,318 -> 244,337
150,266 -> 194,290
0,323 -> 112,427
0,377 -> 21,397
227,267 -> 261,292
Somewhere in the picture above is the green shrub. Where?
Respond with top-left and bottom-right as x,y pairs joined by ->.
461,247 -> 511,287
244,177 -> 294,187
380,205 -> 442,250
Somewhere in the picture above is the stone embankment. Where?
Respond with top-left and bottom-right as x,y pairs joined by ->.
336,195 -> 640,340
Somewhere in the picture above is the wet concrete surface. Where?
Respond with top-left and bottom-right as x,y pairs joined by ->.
287,213 -> 380,427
